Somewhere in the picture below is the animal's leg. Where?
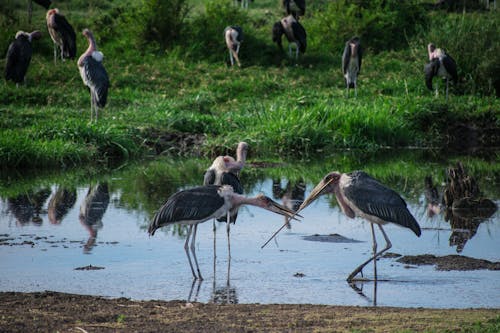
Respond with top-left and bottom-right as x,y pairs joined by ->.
190,224 -> 203,280
184,225 -> 198,279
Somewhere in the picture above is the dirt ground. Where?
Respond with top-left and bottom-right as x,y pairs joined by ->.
1,291 -> 499,333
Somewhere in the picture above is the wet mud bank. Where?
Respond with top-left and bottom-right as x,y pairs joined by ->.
1,291 -> 499,333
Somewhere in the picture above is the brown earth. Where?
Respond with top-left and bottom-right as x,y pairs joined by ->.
1,291 -> 499,332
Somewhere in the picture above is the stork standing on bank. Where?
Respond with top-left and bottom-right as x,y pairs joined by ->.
342,37 -> 362,98
78,29 -> 110,122
425,43 -> 458,101
224,26 -> 243,67
28,0 -> 51,24
148,185 -> 298,280
263,171 -> 421,282
272,15 -> 307,60
204,142 -> 248,258
283,0 -> 306,19
46,8 -> 76,64
4,30 -> 42,87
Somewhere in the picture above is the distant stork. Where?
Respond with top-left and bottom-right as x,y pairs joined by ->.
148,185 -> 298,280
78,29 -> 110,121
234,0 -> 252,9
4,30 -> 42,87
224,26 -> 243,67
272,15 -> 307,60
28,0 -> 51,24
204,142 -> 248,258
283,0 -> 305,19
342,37 -> 362,97
425,43 -> 458,101
46,8 -> 76,63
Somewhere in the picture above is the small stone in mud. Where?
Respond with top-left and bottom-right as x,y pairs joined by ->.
74,265 -> 105,271
294,272 -> 305,278
382,252 -> 402,258
302,234 -> 363,243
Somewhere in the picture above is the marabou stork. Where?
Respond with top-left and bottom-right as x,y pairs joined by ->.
46,8 -> 76,63
264,171 -> 421,282
272,15 -> 307,60
148,185 -> 298,280
342,37 -> 362,97
28,0 -> 51,24
78,29 -> 110,121
79,183 -> 110,253
425,43 -> 457,101
234,0 -> 252,9
204,142 -> 248,258
4,30 -> 42,87
224,26 -> 243,67
283,0 -> 305,19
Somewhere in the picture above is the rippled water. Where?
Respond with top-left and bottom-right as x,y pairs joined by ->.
1,153 -> 499,308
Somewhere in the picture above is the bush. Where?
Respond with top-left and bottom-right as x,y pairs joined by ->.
308,0 -> 428,54
410,12 -> 500,96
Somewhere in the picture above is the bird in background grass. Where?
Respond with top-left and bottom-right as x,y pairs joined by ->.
224,26 -> 244,67
5,30 -> 42,87
46,8 -> 77,63
342,37 -> 362,98
425,43 -> 458,101
272,15 -> 307,60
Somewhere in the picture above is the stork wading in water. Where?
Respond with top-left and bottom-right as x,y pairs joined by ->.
4,30 -> 42,87
46,8 -> 76,64
283,0 -> 305,19
148,185 -> 299,280
204,142 -> 248,259
342,37 -> 362,97
425,43 -> 458,101
272,15 -> 307,60
78,29 -> 110,122
28,0 -> 51,24
224,26 -> 243,67
263,171 -> 421,282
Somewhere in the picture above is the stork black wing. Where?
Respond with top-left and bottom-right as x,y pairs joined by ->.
148,186 -> 224,235
220,172 -> 243,194
343,171 -> 421,236
203,168 -> 216,186
424,59 -> 439,91
442,54 -> 458,84
82,56 -> 110,108
291,21 -> 306,53
54,13 -> 76,58
342,42 -> 351,75
5,36 -> 32,83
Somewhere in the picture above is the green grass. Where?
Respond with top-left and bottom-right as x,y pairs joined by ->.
0,0 -> 499,169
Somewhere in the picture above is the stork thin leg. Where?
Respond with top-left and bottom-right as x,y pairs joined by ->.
445,79 -> 449,102
53,44 -> 57,64
371,223 -> 378,281
190,224 -> 203,280
184,225 -> 198,279
347,224 -> 393,282
226,212 -> 231,260
229,50 -> 234,66
354,80 -> 358,98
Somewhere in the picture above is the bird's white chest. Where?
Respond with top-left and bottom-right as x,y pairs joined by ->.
345,57 -> 360,81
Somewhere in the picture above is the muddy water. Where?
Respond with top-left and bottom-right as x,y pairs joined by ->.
0,152 -> 499,308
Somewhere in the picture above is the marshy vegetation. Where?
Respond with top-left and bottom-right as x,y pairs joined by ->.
1,0 -> 499,169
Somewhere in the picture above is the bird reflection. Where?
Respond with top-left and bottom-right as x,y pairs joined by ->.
349,279 -> 378,306
7,188 -> 51,225
48,187 -> 77,224
79,182 -> 110,253
272,178 -> 305,228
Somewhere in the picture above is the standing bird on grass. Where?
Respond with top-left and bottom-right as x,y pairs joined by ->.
46,8 -> 76,63
204,142 -> 248,258
425,43 -> 457,101
4,30 -> 42,87
224,26 -> 243,67
148,185 -> 299,280
342,37 -> 362,97
264,171 -> 421,282
272,15 -> 307,60
283,0 -> 305,19
28,0 -> 51,24
78,29 -> 109,122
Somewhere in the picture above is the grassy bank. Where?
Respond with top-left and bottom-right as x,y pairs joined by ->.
1,0 -> 499,169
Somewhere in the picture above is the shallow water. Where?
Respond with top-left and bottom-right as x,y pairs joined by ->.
1,153 -> 499,308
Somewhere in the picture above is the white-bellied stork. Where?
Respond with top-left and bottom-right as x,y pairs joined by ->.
283,0 -> 305,19
224,26 -> 243,67
46,8 -> 76,63
425,43 -> 458,101
264,171 -> 421,282
78,29 -> 110,122
148,185 -> 299,280
272,15 -> 307,60
4,30 -> 42,87
204,142 -> 248,259
342,37 -> 362,98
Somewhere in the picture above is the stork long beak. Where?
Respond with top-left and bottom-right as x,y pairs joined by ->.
263,196 -> 302,221
261,177 -> 334,249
